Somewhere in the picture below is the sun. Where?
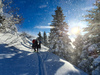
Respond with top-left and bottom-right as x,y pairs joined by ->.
71,27 -> 81,35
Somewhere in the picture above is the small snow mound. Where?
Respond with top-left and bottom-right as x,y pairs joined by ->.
88,44 -> 97,52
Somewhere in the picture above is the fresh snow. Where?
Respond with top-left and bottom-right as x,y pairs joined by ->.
92,56 -> 100,75
93,56 -> 100,66
88,44 -> 97,52
0,33 -> 87,75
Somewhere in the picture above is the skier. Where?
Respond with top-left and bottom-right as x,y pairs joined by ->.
32,39 -> 38,52
32,39 -> 36,51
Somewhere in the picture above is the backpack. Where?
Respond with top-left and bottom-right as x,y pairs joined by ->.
32,39 -> 36,44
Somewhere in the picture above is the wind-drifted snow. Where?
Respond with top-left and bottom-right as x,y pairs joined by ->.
0,33 -> 87,75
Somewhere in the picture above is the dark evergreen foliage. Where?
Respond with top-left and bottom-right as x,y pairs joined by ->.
49,6 -> 72,61
43,31 -> 48,46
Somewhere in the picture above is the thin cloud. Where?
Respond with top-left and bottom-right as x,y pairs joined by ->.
39,5 -> 47,8
48,23 -> 51,25
34,26 -> 54,29
82,6 -> 94,10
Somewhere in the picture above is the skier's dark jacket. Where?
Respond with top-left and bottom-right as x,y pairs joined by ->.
32,40 -> 38,48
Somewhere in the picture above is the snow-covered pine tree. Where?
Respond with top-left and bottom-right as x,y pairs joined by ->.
78,0 -> 100,74
72,34 -> 84,66
0,0 -> 4,26
0,0 -> 3,13
49,6 -> 71,60
0,0 -> 23,34
37,32 -> 43,42
83,0 -> 100,44
0,0 -> 24,47
0,14 -> 5,25
43,31 -> 48,46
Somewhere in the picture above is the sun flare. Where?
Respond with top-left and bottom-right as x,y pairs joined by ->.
71,27 -> 81,35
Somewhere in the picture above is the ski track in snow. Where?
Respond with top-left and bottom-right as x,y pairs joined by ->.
37,53 -> 47,75
0,33 -> 88,75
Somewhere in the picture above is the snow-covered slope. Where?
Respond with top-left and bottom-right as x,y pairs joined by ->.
0,33 -> 87,75
0,33 -> 32,52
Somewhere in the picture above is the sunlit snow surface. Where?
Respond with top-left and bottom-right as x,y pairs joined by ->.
0,33 -> 87,75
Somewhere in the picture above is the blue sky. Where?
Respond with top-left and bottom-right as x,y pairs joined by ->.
12,0 -> 96,40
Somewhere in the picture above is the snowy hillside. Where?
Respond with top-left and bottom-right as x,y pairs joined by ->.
0,33 -> 87,75
0,33 -> 33,52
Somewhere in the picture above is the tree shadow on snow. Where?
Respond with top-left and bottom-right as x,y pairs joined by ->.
37,52 -> 65,75
0,44 -> 84,75
0,44 -> 39,75
21,42 -> 31,49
